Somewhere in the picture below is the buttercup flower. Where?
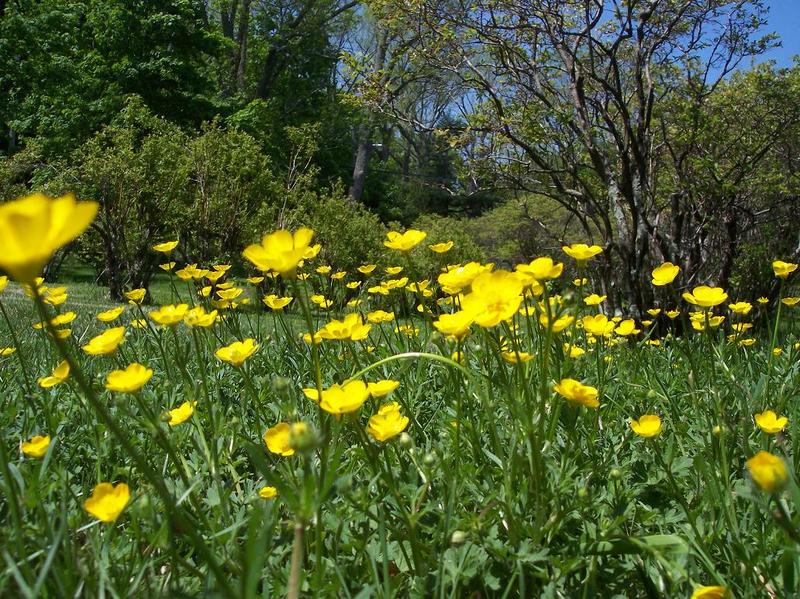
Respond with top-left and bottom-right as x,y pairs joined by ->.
152,240 -> 179,253
438,262 -> 492,295
773,260 -> 798,279
243,228 -> 315,277
357,264 -> 377,274
651,262 -> 680,286
264,422 -> 308,456
97,306 -> 125,323
582,314 -> 615,337
168,401 -> 196,426
630,415 -> 662,437
105,363 -> 153,393
263,295 -> 293,311
83,482 -> 130,523
38,360 -> 70,388
124,288 -> 147,304
83,327 -> 126,356
516,257 -> 563,281
0,347 -> 17,357
562,243 -> 602,265
429,241 -> 454,253
683,286 -> 728,308
150,304 -> 189,326
259,486 -> 278,499
433,310 -> 474,340
21,435 -> 51,458
460,270 -> 524,327
384,229 -> 427,251
385,266 -> 404,275
746,451 -> 788,493
367,310 -> 395,324
317,313 -> 371,341
304,381 -> 370,415
754,410 -> 788,434
367,380 -> 400,398
728,302 -> 752,315
0,193 -> 98,282
782,297 -> 800,307
584,294 -> 606,306
614,319 -> 640,336
183,306 -> 218,327
367,402 -> 410,441
215,338 -> 259,367
554,378 -> 600,408
690,586 -> 727,599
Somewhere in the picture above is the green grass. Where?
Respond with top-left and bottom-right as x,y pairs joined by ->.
0,270 -> 799,598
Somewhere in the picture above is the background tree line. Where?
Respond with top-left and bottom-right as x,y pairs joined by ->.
0,0 -> 798,307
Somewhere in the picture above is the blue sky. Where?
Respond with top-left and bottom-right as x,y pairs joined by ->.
762,0 -> 800,66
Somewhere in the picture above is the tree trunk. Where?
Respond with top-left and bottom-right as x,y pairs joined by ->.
348,123 -> 372,202
236,0 -> 251,93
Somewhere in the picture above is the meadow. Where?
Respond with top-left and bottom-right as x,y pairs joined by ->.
1,194 -> 799,598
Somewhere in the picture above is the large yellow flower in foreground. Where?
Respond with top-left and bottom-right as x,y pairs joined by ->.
83,327 -> 126,356
651,262 -> 680,286
21,435 -> 51,458
682,286 -> 728,308
367,402 -> 409,441
83,482 -> 130,523
243,228 -> 315,277
746,451 -> 788,493
562,243 -> 602,266
460,270 -> 524,327
438,262 -> 492,295
384,229 -> 427,251
38,360 -> 70,388
105,363 -> 153,393
215,338 -> 259,367
433,310 -> 474,340
0,193 -> 98,282
630,415 -> 662,438
304,381 -> 370,415
754,410 -> 788,434
773,260 -> 798,279
554,378 -> 600,408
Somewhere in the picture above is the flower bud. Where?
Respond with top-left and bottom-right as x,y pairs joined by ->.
398,432 -> 413,448
450,530 -> 467,546
271,375 -> 292,394
423,451 -> 437,467
610,468 -> 622,480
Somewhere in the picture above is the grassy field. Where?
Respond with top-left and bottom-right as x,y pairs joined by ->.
1,250 -> 799,598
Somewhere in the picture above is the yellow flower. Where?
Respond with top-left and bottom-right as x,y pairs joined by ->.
647,308 -> 661,316
690,585 -> 727,599
97,306 -> 125,323
438,262 -> 492,295
83,482 -> 130,523
614,319 -> 640,336
316,265 -> 332,274
247,276 -> 264,284
773,260 -> 798,279
205,270 -> 225,283
746,451 -> 788,493
682,286 -> 728,308
131,318 -> 148,329
175,263 -> 206,281
573,277 -> 587,286
21,435 -> 51,458
385,266 -> 404,275
665,309 -> 681,319
183,306 -> 218,327
160,262 -> 176,271
582,314 -> 615,337
259,486 -> 278,499
501,350 -> 535,364
367,380 -> 400,398
738,338 -> 756,347
429,241 -> 454,253
124,288 -> 147,304
310,294 -> 334,309
152,240 -> 179,253
630,415 -> 662,437
367,310 -> 395,324
33,311 -> 77,330
304,381 -> 370,415
82,327 -> 126,356
38,360 -> 70,388
433,310 -> 474,340
345,281 -> 361,289
0,192 -> 98,282
757,296 -> 770,305
317,313 -> 372,341
516,257 -> 563,281
168,401 -> 196,426
243,228 -> 315,278
217,287 -> 243,301
554,378 -> 600,409
538,314 -> 575,333
384,229 -> 427,251
728,301 -> 752,315
583,293 -> 606,306
394,324 -> 419,337
105,363 -> 153,393
331,271 -> 346,280
263,422 -> 307,456
562,243 -> 602,265
0,276 -> 7,293
149,303 -> 189,326
357,264 -> 377,274
754,410 -> 788,434
367,402 -> 410,441
564,344 -> 586,358
263,295 -> 293,310
650,262 -> 680,286
782,297 -> 800,307
43,287 -> 68,305
0,347 -> 16,357
460,270 -> 524,327
215,338 -> 258,367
